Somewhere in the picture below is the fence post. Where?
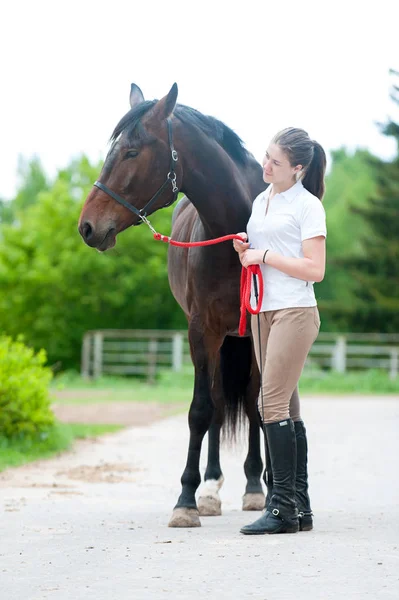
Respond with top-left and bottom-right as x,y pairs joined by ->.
172,333 -> 184,372
81,333 -> 91,379
93,332 -> 103,379
332,335 -> 346,373
147,339 -> 158,384
390,348 -> 398,380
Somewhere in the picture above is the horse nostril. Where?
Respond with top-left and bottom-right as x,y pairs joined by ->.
81,221 -> 93,241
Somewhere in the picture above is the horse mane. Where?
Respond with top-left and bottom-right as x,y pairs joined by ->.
110,101 -> 250,166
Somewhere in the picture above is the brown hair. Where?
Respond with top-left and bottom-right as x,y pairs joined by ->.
272,127 -> 327,200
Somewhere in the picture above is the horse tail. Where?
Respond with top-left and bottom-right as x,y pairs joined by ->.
220,335 -> 253,440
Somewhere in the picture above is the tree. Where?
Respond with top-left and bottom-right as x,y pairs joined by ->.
0,155 -> 185,370
336,70 -> 399,331
316,148 -> 379,330
0,198 -> 14,225
0,156 -> 48,226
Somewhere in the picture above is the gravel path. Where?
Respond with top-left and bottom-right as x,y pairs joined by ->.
1,395 -> 398,600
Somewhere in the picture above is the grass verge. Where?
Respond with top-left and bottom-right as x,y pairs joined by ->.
0,423 -> 122,472
51,368 -> 194,405
300,368 -> 399,394
51,367 -> 399,403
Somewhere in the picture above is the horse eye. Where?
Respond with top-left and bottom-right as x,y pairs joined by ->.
124,150 -> 139,159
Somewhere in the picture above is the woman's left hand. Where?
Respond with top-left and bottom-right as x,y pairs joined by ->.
239,249 -> 264,268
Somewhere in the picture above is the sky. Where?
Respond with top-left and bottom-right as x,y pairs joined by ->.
1,0 -> 398,199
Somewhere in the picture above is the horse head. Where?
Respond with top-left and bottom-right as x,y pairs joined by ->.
78,83 -> 181,251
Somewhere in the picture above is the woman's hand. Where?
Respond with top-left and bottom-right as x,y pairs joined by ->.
239,249 -> 264,268
233,232 -> 250,254
233,233 -> 266,267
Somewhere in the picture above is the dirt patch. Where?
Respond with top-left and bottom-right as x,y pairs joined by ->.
52,400 -> 183,426
56,462 -> 139,484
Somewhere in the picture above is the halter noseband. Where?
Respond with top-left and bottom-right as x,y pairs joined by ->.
93,118 -> 179,222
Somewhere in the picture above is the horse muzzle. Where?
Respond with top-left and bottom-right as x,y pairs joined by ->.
78,221 -> 116,251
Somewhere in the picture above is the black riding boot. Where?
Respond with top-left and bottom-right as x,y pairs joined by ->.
263,433 -> 273,508
263,421 -> 313,531
241,419 -> 298,534
295,420 -> 313,531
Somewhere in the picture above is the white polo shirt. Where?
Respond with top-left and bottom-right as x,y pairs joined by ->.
246,180 -> 326,312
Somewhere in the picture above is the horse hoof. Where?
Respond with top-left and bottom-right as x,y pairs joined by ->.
168,508 -> 201,528
198,495 -> 222,516
197,477 -> 224,516
242,492 -> 265,511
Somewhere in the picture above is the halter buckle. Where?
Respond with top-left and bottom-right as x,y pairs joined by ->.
171,150 -> 178,162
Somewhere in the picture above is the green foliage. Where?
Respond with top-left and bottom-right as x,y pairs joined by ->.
316,148 -> 379,329
338,180 -> 399,330
0,198 -> 14,225
0,422 -> 71,470
335,71 -> 399,331
0,336 -> 54,439
13,156 -> 49,214
0,157 -> 49,226
0,155 -> 186,369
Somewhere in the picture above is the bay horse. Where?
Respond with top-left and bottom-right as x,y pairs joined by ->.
78,83 -> 267,527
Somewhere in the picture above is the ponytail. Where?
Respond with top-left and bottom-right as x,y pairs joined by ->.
272,128 -> 327,200
302,142 -> 327,201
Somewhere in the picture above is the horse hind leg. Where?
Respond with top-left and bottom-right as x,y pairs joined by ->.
242,358 -> 265,512
198,419 -> 224,516
242,418 -> 265,511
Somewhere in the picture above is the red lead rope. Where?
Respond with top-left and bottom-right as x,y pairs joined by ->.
153,232 -> 263,336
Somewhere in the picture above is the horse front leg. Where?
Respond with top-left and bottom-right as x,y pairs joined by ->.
169,341 -> 215,527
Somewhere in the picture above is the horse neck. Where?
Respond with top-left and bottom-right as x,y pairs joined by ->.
177,128 -> 254,236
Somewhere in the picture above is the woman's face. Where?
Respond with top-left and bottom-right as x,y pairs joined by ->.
262,143 -> 301,185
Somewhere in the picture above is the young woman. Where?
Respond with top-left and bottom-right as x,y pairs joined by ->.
233,127 -> 327,535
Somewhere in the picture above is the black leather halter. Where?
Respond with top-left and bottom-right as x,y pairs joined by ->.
93,118 -> 179,221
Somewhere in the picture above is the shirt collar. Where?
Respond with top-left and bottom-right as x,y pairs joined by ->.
266,180 -> 304,204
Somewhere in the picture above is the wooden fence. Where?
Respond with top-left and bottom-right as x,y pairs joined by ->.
81,330 -> 399,382
81,330 -> 191,383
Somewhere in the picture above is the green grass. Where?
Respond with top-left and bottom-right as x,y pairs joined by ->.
51,367 -> 194,405
51,366 -> 399,402
0,422 -> 122,472
300,368 -> 399,394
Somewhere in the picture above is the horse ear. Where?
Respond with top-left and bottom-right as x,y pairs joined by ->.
129,84 -> 145,108
151,83 -> 178,121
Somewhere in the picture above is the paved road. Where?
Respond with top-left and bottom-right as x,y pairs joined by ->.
1,396 -> 398,600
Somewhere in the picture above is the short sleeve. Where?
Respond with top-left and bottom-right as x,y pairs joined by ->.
300,196 -> 327,241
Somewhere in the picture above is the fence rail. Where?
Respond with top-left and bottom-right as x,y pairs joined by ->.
81,330 -> 399,382
81,330 -> 190,383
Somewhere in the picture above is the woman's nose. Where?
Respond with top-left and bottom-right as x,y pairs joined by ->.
263,159 -> 271,170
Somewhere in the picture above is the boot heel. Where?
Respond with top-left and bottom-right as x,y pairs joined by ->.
281,520 -> 299,534
299,512 -> 313,531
